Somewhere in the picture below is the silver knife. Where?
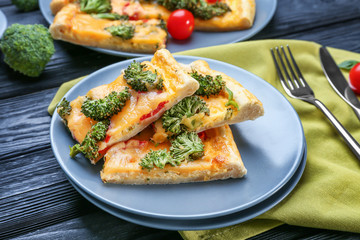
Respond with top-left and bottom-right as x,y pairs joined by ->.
319,46 -> 360,120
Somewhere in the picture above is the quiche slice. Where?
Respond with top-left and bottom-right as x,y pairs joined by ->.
49,3 -> 167,53
152,59 -> 264,143
101,125 -> 247,184
50,0 -> 255,31
59,49 -> 199,164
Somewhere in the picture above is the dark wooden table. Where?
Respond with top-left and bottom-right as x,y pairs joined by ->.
1,0 -> 360,239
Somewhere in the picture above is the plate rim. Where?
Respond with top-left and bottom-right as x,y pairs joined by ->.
68,141 -> 307,230
50,55 -> 305,220
0,10 -> 7,38
39,0 -> 277,57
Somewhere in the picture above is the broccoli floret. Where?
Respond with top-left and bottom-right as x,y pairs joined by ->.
139,149 -> 177,170
12,0 -> 38,12
92,13 -> 129,20
225,87 -> 240,110
190,71 -> 225,98
80,0 -> 111,13
81,88 -> 131,121
105,23 -> 135,40
162,96 -> 209,135
70,120 -> 110,161
124,61 -> 164,92
156,0 -> 231,20
0,24 -> 55,77
57,98 -> 72,124
170,132 -> 204,162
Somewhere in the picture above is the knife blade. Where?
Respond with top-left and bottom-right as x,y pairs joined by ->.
319,46 -> 360,120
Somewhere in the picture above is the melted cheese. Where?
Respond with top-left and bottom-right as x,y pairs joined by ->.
63,49 -> 199,163
101,125 -> 246,184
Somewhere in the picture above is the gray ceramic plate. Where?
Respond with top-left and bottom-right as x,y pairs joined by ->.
39,0 -> 277,57
68,144 -> 306,230
50,55 -> 305,220
0,10 -> 7,38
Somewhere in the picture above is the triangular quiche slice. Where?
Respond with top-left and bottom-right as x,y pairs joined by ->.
58,49 -> 199,164
101,125 -> 247,184
50,0 -> 256,32
152,59 -> 264,143
50,3 -> 167,53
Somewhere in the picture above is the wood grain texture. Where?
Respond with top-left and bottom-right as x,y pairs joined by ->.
1,0 -> 360,239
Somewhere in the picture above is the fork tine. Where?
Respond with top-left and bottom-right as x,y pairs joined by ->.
270,48 -> 292,90
280,46 -> 301,88
286,45 -> 307,87
275,47 -> 294,90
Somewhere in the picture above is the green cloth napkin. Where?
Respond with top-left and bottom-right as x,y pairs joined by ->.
48,39 -> 360,239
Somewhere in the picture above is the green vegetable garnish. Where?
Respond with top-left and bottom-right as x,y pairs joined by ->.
170,131 -> 204,163
81,88 -> 131,121
0,24 -> 55,77
57,98 -> 72,125
191,71 -> 225,98
156,0 -> 231,20
162,96 -> 210,135
69,120 -> 110,162
225,87 -> 240,110
139,149 -> 174,170
105,23 -> 135,40
80,0 -> 112,13
91,13 -> 129,20
124,61 -> 164,92
338,60 -> 360,70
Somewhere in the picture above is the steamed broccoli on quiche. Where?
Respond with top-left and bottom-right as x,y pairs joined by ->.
0,24 -> 55,77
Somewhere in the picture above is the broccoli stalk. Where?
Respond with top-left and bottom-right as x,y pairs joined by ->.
139,132 -> 204,170
105,23 -> 135,40
81,88 -> 131,121
80,0 -> 112,13
170,132 -> 204,162
190,71 -> 225,98
0,24 -> 55,77
12,0 -> 38,12
124,61 -> 164,92
69,120 -> 110,161
161,96 -> 210,135
156,0 -> 231,20
57,98 -> 72,125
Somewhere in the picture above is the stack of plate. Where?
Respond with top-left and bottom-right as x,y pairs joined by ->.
50,56 -> 307,231
0,10 -> 7,37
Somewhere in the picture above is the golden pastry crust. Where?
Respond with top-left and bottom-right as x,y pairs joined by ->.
101,125 -> 247,184
152,59 -> 264,143
61,49 -> 199,164
49,3 -> 167,53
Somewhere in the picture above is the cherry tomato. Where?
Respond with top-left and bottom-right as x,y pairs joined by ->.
167,9 -> 194,40
206,0 -> 219,3
349,63 -> 360,94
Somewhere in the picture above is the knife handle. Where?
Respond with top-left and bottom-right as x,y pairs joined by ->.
313,99 -> 360,161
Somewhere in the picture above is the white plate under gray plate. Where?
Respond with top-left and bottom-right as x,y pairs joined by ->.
39,0 -> 277,57
0,10 -> 7,38
50,55 -> 305,220
68,143 -> 306,230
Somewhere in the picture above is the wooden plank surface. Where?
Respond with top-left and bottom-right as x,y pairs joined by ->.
1,0 -> 360,239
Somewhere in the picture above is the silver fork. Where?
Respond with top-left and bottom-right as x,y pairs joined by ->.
271,45 -> 360,161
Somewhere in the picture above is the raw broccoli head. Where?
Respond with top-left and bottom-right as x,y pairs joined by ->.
170,131 -> 204,163
80,0 -> 112,13
190,71 -> 225,98
12,0 -> 38,12
123,61 -> 164,92
69,120 -> 110,161
161,96 -> 210,135
0,24 -> 55,77
81,88 -> 131,121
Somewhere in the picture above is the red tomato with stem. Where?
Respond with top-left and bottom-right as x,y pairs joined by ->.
167,9 -> 194,40
349,63 -> 360,94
